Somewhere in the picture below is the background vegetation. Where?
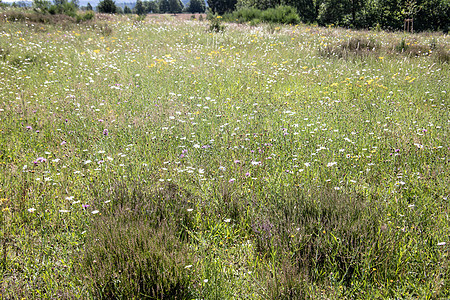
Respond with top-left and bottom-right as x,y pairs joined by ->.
0,9 -> 449,299
209,0 -> 449,31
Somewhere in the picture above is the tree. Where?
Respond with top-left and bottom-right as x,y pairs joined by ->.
145,0 -> 159,13
33,0 -> 51,13
86,2 -> 93,10
124,5 -> 131,13
186,0 -> 206,12
168,0 -> 183,13
207,0 -> 237,14
135,0 -> 146,14
159,0 -> 170,12
97,0 -> 117,13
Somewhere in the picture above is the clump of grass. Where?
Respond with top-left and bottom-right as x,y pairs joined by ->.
75,181 -> 196,299
319,36 -> 379,59
433,47 -> 450,63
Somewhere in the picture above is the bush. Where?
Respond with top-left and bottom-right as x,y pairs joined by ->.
225,5 -> 300,25
209,15 -> 225,32
262,5 -> 300,24
74,182 -> 196,299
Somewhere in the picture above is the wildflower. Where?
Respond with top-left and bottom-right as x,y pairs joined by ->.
229,178 -> 235,183
91,210 -> 99,214
327,162 -> 337,167
27,208 -> 36,213
219,166 -> 226,171
103,129 -> 109,136
224,218 -> 231,222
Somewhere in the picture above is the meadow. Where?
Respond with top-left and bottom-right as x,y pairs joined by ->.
0,11 -> 449,298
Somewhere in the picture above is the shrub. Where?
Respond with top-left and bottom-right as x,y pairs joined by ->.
209,15 -> 225,32
261,5 -> 300,25
74,181 -> 196,299
225,5 -> 300,25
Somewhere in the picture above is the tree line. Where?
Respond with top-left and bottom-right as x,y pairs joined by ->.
96,0 -> 206,14
208,0 -> 449,31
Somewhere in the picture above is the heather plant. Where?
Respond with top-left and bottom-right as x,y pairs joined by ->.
76,182 -> 195,299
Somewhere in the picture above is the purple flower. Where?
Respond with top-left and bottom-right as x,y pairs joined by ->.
34,157 -> 46,164
103,129 -> 109,136
229,178 -> 235,183
82,204 -> 90,208
245,172 -> 250,176
26,126 -> 32,130
61,141 -> 66,145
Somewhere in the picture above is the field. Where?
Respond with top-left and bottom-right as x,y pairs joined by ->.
0,12 -> 449,298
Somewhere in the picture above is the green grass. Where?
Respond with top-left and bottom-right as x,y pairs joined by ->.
0,11 -> 449,298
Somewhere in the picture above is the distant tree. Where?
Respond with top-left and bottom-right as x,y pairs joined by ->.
168,0 -> 183,13
207,0 -> 237,14
123,5 -> 131,12
159,0 -> 170,12
145,0 -> 159,12
97,0 -> 117,13
135,0 -> 146,14
33,0 -> 51,13
86,2 -> 93,10
186,0 -> 205,12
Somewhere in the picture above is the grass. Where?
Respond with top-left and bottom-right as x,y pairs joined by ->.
0,10 -> 449,298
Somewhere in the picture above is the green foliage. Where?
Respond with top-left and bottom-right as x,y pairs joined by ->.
236,0 -> 449,31
159,0 -> 170,12
145,0 -> 159,13
97,0 -> 117,13
77,10 -> 95,22
207,0 -> 237,14
48,0 -> 78,17
134,0 -> 145,15
186,0 -> 206,13
86,2 -> 92,10
225,5 -> 300,25
208,14 -> 225,31
123,5 -> 131,13
33,0 -> 51,13
262,5 -> 300,24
